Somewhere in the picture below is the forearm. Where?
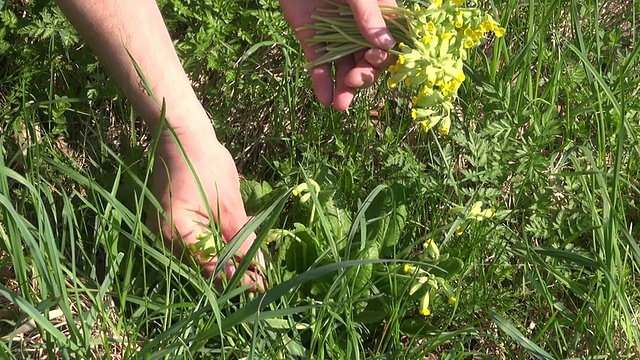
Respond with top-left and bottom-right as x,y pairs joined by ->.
56,0 -> 211,136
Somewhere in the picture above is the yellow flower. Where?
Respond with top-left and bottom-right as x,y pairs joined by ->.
387,78 -> 397,88
398,54 -> 406,65
426,21 -> 436,33
453,0 -> 465,5
292,179 -> 320,203
420,120 -> 431,132
454,19 -> 463,29
420,293 -> 431,316
481,19 -> 495,32
419,116 -> 441,132
424,238 -> 440,259
403,264 -> 413,273
438,116 -> 451,136
448,296 -> 457,304
469,201 -> 495,221
432,0 -> 443,7
441,32 -> 453,40
421,34 -> 434,44
463,38 -> 475,48
494,27 -> 506,37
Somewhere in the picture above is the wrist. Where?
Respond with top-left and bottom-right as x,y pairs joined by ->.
155,118 -> 220,158
146,90 -> 212,130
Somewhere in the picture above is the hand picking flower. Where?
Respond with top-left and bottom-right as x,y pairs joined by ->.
306,0 -> 505,135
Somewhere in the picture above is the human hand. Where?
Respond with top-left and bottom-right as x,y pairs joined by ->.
148,125 -> 265,291
280,0 -> 398,111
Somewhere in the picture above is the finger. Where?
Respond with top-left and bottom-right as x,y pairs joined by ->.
223,263 -> 266,292
347,0 -> 396,49
291,27 -> 333,106
333,56 -> 356,111
310,64 -> 335,107
201,258 -> 266,292
280,1 -> 335,106
363,48 -> 397,69
344,62 -> 378,89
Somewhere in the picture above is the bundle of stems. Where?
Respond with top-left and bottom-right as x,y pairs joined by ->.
305,4 -> 413,69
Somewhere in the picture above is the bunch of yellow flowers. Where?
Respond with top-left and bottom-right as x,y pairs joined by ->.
307,0 -> 505,135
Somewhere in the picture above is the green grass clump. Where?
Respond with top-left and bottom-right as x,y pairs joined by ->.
1,0 -> 639,358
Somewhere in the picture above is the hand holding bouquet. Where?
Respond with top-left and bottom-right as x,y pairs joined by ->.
306,0 -> 505,135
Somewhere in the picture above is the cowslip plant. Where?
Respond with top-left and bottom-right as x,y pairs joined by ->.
187,230 -> 223,263
306,0 -> 504,135
448,200 -> 496,235
402,238 -> 459,317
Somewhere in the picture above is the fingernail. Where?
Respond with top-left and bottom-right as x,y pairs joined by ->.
369,48 -> 387,62
378,32 -> 396,50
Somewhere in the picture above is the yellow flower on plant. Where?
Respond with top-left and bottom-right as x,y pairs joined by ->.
453,0 -> 465,5
188,231 -> 219,262
441,32 -> 453,41
419,116 -> 441,132
432,0 -> 443,8
495,27 -> 506,37
438,116 -> 451,136
421,34 -> 434,44
426,21 -> 436,33
448,296 -> 457,304
420,293 -> 431,316
420,120 -> 431,132
292,179 -> 320,203
463,27 -> 474,37
463,38 -> 476,48
481,19 -> 495,32
469,201 -> 495,221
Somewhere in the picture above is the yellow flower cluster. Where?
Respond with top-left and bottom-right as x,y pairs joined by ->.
402,239 -> 458,317
188,231 -> 220,262
448,200 -> 496,235
386,0 -> 505,135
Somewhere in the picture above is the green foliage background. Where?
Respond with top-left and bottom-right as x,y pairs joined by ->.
1,0 -> 639,359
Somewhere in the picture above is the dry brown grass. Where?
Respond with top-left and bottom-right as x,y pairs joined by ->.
0,251 -> 130,359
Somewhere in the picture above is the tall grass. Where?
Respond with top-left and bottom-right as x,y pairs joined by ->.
0,0 -> 639,358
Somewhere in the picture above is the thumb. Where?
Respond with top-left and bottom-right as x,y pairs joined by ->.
348,0 -> 396,49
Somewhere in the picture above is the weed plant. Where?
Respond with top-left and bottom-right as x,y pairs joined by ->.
0,0 -> 639,358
